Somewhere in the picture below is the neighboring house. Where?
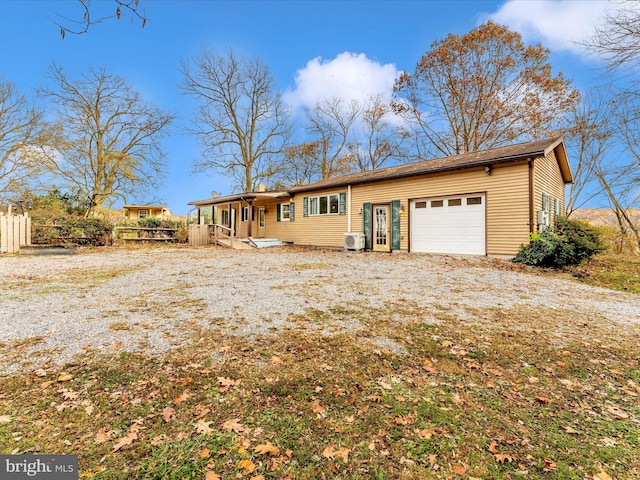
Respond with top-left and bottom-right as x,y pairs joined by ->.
188,136 -> 572,257
124,205 -> 173,221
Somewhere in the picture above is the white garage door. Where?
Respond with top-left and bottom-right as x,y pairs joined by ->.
410,193 -> 486,255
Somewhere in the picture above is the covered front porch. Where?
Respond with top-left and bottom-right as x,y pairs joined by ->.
188,190 -> 290,249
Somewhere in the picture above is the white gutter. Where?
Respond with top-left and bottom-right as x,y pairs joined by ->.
347,184 -> 352,232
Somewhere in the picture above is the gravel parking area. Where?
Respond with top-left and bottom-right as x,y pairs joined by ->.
1,246 -> 638,374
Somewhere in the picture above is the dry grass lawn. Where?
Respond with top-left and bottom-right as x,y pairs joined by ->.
0,248 -> 638,479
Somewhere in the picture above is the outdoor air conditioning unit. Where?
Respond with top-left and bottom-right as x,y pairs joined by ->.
344,232 -> 365,251
537,210 -> 550,232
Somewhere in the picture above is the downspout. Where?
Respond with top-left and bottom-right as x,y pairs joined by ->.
347,185 -> 352,233
528,159 -> 535,234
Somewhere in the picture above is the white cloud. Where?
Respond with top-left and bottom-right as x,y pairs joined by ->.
283,52 -> 400,111
485,0 -> 633,55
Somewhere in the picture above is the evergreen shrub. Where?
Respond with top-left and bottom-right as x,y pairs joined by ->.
513,216 -> 606,268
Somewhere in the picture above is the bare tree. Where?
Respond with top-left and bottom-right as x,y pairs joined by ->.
394,21 -> 579,158
587,5 -> 640,70
608,90 -> 640,251
38,65 -> 173,215
55,0 -> 147,38
305,97 -> 361,179
349,95 -> 405,171
270,142 -> 323,187
593,157 -> 640,254
182,49 -> 291,192
565,88 -> 615,216
0,80 -> 43,201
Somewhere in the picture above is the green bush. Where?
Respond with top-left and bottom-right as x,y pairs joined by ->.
513,216 -> 606,268
138,217 -> 163,228
32,217 -> 113,246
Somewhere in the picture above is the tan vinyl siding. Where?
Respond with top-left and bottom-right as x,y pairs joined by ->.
345,161 -> 531,256
533,150 -> 566,228
264,190 -> 349,247
195,151 -> 568,257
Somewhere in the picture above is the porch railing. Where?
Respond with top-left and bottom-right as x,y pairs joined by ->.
212,223 -> 234,246
188,223 -> 241,248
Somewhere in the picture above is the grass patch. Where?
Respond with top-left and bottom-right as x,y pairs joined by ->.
1,300 -> 639,479
568,253 -> 640,293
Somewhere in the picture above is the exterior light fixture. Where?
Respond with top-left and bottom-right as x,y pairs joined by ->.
485,166 -> 492,175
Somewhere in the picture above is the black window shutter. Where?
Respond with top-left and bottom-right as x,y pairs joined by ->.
391,200 -> 401,250
363,203 -> 371,249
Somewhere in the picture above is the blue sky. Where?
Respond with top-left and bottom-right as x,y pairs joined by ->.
0,0 -> 628,214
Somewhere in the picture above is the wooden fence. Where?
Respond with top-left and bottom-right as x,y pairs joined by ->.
0,212 -> 31,253
188,224 -> 211,246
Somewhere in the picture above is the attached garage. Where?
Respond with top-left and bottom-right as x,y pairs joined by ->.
410,193 -> 486,255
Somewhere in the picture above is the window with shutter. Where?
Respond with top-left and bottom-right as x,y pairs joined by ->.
305,193 -> 346,216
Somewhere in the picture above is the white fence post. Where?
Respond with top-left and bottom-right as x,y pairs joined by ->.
0,212 -> 31,253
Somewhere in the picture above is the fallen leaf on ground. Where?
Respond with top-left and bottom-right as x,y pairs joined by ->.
593,470 -> 613,480
0,415 -> 12,423
453,464 -> 467,475
378,380 -> 393,390
205,472 -> 221,480
112,426 -> 139,452
218,377 -> 240,392
150,434 -> 168,446
57,373 -> 73,382
237,459 -> 256,474
195,419 -> 214,435
60,389 -> 78,400
94,429 -> 114,444
162,407 -> 176,422
606,405 -> 629,419
494,453 -> 514,463
254,442 -> 280,456
416,427 -> 439,440
193,404 -> 211,418
222,418 -> 245,433
488,440 -> 498,454
172,389 -> 191,405
322,443 -> 350,463
311,401 -> 327,416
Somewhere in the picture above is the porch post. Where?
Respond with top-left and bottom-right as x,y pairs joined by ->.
247,199 -> 253,237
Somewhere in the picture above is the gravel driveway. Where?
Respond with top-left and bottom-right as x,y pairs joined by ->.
1,246 -> 638,374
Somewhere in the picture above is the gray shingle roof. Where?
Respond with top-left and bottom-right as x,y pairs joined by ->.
189,136 -> 570,206
289,136 -> 569,193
